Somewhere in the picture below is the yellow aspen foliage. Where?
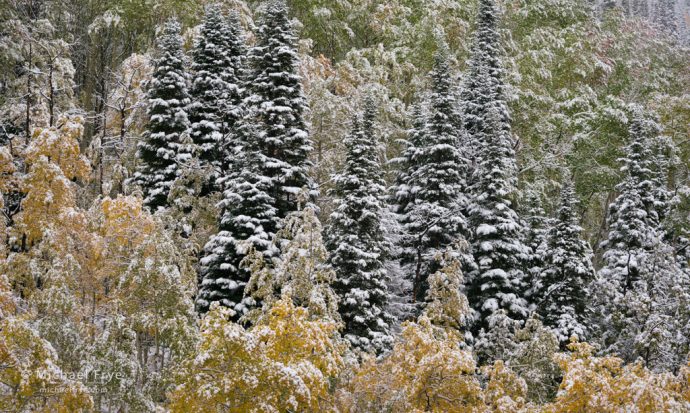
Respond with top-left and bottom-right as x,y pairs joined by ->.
543,341 -> 623,413
0,146 -> 16,195
680,362 -> 690,403
101,195 -> 155,252
0,273 -> 15,318
483,360 -> 530,412
48,209 -> 106,298
24,115 -> 90,181
340,316 -> 485,413
543,341 -> 690,412
169,298 -> 344,413
0,146 -> 15,255
612,363 -> 686,412
0,315 -> 93,412
424,250 -> 470,337
15,115 -> 90,244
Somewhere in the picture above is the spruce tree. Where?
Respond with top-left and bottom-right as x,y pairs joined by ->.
326,99 -> 393,354
188,5 -> 231,188
389,104 -> 426,320
593,107 -> 690,370
522,189 -> 549,298
467,103 -> 531,332
460,0 -> 510,178
462,0 -> 530,335
390,103 -> 426,231
133,19 -> 189,211
598,108 -> 667,293
245,0 -> 313,220
196,113 -> 278,318
626,108 -> 668,226
537,180 -> 595,345
219,10 -> 248,171
397,47 -> 472,308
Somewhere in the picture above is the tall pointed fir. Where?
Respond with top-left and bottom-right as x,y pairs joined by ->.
326,99 -> 393,354
537,180 -> 595,346
463,0 -> 530,334
521,189 -> 549,298
593,107 -> 689,370
188,5 -> 244,193
467,100 -> 531,334
133,19 -> 189,211
219,10 -> 248,171
391,104 -> 426,220
389,104 -> 426,320
245,0 -> 314,221
598,108 -> 666,294
196,113 -> 278,318
460,0 -> 510,181
396,45 -> 472,312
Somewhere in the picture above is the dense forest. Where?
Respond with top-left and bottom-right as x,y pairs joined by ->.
1,0 -> 690,411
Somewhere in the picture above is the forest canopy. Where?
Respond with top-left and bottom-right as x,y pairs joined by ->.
1,0 -> 690,411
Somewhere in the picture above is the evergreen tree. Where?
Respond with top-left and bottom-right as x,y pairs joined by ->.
326,100 -> 393,354
593,107 -> 690,370
390,104 -> 426,224
219,10 -> 248,171
397,47 -> 472,308
389,104 -> 426,321
626,108 -> 669,227
245,0 -> 313,221
599,176 -> 653,294
133,19 -> 189,211
467,103 -> 531,332
188,5 -> 244,192
196,114 -> 278,318
522,189 -> 549,299
537,180 -> 595,345
474,309 -> 520,363
594,234 -> 690,371
460,0 -> 510,179
462,0 -> 530,334
598,108 -> 667,293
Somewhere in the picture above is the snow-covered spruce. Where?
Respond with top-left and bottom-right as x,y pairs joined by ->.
326,99 -> 393,355
474,309 -> 520,363
598,108 -> 669,294
219,11 -> 248,165
460,0 -> 510,183
133,19 -> 189,211
592,107 -> 690,370
188,5 -> 244,193
467,104 -> 531,333
462,0 -> 530,335
395,45 -> 472,310
521,189 -> 549,299
390,104 -> 426,223
196,114 -> 278,318
387,105 -> 425,322
245,0 -> 314,221
537,180 -> 595,345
